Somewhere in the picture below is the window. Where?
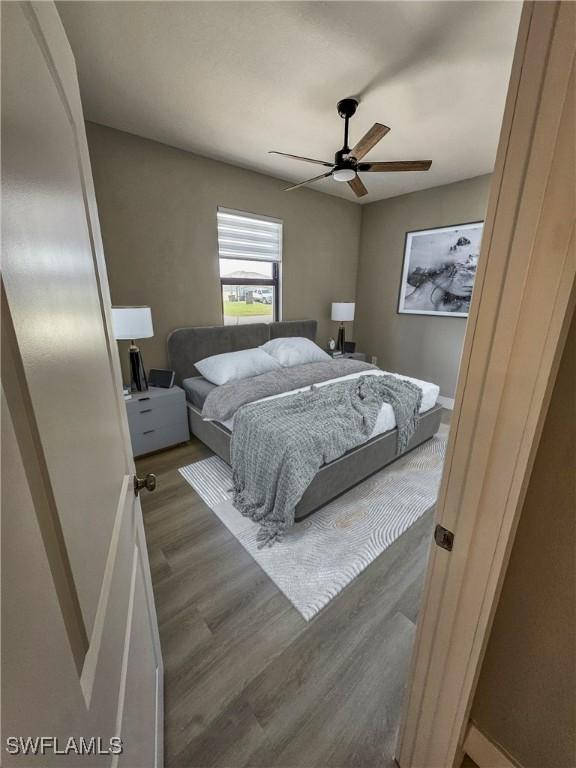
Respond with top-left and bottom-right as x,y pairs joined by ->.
217,207 -> 282,325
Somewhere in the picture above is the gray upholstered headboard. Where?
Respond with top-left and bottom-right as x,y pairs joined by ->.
167,320 -> 317,385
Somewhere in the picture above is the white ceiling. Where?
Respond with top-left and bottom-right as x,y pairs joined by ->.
57,1 -> 521,204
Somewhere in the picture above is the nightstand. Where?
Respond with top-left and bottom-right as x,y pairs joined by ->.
125,386 -> 190,457
329,351 -> 367,362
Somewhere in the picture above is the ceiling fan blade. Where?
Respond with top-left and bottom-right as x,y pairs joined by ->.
349,123 -> 390,160
359,160 -> 433,172
284,170 -> 333,192
269,151 -> 333,167
348,175 -> 368,198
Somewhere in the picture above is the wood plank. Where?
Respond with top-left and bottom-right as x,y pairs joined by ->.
242,612 -> 417,768
136,426 -> 442,767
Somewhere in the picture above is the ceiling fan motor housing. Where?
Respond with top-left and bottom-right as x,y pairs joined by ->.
334,148 -> 356,169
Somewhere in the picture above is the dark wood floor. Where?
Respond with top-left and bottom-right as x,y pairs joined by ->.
137,422 -> 446,768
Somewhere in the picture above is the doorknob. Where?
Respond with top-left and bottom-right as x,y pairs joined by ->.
133,473 -> 157,496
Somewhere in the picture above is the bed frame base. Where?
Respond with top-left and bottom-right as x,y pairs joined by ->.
187,403 -> 444,520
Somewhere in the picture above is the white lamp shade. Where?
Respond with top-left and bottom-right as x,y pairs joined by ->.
111,306 -> 154,340
331,302 -> 355,322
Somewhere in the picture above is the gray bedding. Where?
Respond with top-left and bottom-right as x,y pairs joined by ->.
182,376 -> 217,409
202,358 -> 377,422
231,374 -> 422,546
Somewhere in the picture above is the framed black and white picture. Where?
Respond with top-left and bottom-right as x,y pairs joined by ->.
398,221 -> 483,317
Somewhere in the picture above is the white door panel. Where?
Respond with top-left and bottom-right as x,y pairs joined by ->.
83,483 -> 135,711
1,2 -> 163,765
116,548 -> 161,768
2,0 -> 128,637
1,395 -> 89,762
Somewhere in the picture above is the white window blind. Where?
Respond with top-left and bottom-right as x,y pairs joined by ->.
217,208 -> 282,262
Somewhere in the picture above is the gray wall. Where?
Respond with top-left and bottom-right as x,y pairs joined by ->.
355,175 -> 492,397
87,121 -> 492,394
86,122 -> 361,379
470,310 -> 575,768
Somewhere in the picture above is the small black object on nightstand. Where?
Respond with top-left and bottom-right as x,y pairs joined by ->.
329,350 -> 367,362
148,368 -> 175,388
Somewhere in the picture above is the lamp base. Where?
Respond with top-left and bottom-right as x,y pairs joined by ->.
336,324 -> 346,352
129,344 -> 148,392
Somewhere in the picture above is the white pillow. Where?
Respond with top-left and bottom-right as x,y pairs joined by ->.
261,337 -> 331,367
195,347 -> 281,386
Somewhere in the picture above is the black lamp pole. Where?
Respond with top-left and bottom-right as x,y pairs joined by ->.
129,340 -> 148,392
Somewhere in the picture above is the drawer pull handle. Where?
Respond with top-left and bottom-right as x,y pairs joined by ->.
138,396 -> 151,402
143,429 -> 155,435
140,408 -> 152,414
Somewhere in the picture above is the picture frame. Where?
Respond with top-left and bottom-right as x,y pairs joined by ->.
397,221 -> 484,317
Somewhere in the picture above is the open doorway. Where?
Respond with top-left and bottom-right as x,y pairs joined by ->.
55,2 -> 521,765
11,2 -> 568,768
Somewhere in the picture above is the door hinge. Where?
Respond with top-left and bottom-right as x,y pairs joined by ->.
434,524 -> 454,552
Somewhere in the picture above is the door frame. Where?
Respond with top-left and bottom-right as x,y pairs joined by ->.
396,3 -> 575,766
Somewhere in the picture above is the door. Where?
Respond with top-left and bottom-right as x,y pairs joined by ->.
396,2 -> 575,766
1,2 -> 163,766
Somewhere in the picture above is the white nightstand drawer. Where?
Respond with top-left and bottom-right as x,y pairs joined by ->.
127,399 -> 184,434
131,420 -> 189,457
126,386 -> 184,411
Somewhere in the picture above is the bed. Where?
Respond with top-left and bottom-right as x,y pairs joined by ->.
167,320 -> 443,520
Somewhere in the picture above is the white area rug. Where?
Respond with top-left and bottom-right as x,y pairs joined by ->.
179,426 -> 447,621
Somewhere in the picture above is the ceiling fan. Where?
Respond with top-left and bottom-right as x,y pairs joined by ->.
269,98 -> 432,198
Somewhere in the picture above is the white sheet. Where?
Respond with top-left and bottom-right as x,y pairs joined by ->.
217,369 -> 439,437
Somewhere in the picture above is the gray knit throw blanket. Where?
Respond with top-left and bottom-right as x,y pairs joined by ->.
231,374 -> 422,547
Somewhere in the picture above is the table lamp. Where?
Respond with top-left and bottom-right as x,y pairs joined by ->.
331,302 -> 355,352
111,306 -> 154,392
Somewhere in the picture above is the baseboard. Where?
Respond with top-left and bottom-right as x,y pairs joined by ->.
437,395 -> 455,410
463,723 -> 521,768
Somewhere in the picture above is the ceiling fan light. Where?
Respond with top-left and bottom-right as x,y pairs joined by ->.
333,168 -> 356,182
